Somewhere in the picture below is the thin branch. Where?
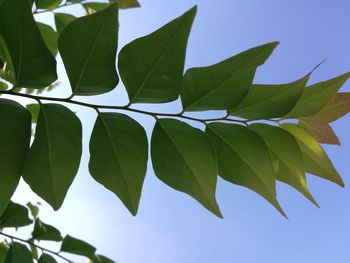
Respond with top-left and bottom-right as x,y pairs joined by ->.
33,0 -> 89,14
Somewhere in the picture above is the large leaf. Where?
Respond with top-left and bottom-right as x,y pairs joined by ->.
181,42 -> 278,111
54,13 -> 76,34
38,254 -> 57,263
0,202 -> 32,228
299,120 -> 340,146
35,0 -> 62,10
151,119 -> 222,217
0,0 -> 57,88
229,73 -> 310,119
280,123 -> 344,186
37,23 -> 58,56
118,7 -> 196,104
60,235 -> 96,258
58,3 -> 119,95
110,0 -> 140,9
32,219 -> 62,241
249,123 -> 318,206
0,99 -> 31,214
23,104 -> 82,210
89,113 -> 148,215
5,243 -> 33,263
205,123 -> 286,217
284,72 -> 350,118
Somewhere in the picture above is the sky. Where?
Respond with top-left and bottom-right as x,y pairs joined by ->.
7,0 -> 350,262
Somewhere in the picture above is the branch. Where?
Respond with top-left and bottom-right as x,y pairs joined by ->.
33,0 -> 89,14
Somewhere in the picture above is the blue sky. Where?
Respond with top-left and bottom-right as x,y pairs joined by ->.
10,0 -> 350,262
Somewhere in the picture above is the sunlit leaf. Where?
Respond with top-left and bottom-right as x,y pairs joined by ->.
60,235 -> 96,258
83,2 -> 109,15
0,202 -> 32,228
32,219 -> 62,241
299,120 -> 340,146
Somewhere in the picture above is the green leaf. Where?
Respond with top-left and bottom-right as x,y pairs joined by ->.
26,103 -> 40,123
28,241 -> 38,260
58,3 -> 119,95
0,81 -> 7,91
35,0 -> 62,10
180,42 -> 278,111
38,254 -> 57,263
118,7 -> 196,104
90,254 -> 115,263
37,23 -> 58,56
0,0 -> 57,88
249,123 -> 318,206
280,123 -> 344,186
299,120 -> 340,146
60,235 -> 96,258
0,38 -> 15,84
54,13 -> 76,35
23,104 -> 82,210
205,123 -> 286,217
0,202 -> 32,228
284,72 -> 350,118
0,99 -> 31,214
26,202 -> 40,219
151,119 -> 222,217
0,243 -> 8,263
32,219 -> 62,241
89,113 -> 148,215
229,73 -> 310,119
5,243 -> 33,263
109,0 -> 140,9
83,2 -> 109,15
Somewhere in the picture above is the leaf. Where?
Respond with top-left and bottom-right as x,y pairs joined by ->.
301,92 -> 350,123
5,242 -> 33,263
0,243 -> 8,263
0,202 -> 32,228
83,2 -> 109,15
35,0 -> 62,10
23,104 -> 82,210
0,99 -> 31,214
181,42 -> 278,111
229,73 -> 310,119
0,81 -> 7,91
249,123 -> 318,206
284,72 -> 350,118
109,0 -> 140,9
38,254 -> 57,263
90,254 -> 115,263
28,241 -> 38,260
37,23 -> 58,56
205,123 -> 286,217
299,120 -> 340,146
89,113 -> 148,216
151,119 -> 222,217
26,202 -> 40,219
118,7 -> 196,104
0,0 -> 57,88
26,103 -> 40,123
60,235 -> 96,258
32,219 -> 62,241
54,13 -> 76,34
58,3 -> 119,95
280,123 -> 344,186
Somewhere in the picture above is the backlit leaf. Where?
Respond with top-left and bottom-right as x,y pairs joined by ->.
35,0 -> 62,10
0,202 -> 32,228
299,120 -> 340,146
109,0 -> 140,9
26,104 -> 40,123
83,2 -> 109,15
54,13 -> 76,34
37,23 -> 58,56
61,235 -> 96,258
32,219 -> 62,241
5,243 -> 33,263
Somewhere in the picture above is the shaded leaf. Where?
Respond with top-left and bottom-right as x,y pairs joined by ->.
110,0 -> 140,9
5,242 -> 33,263
60,235 -> 96,258
151,119 -> 222,217
37,22 -> 58,56
249,123 -> 318,206
181,42 -> 278,111
32,219 -> 62,241
26,104 -> 40,123
35,0 -> 62,10
89,113 -> 148,215
0,99 -> 31,214
38,253 -> 57,263
299,120 -> 340,146
23,104 -> 82,210
0,243 -> 8,263
206,123 -> 286,217
54,13 -> 76,34
0,0 -> 57,88
0,202 -> 32,228
83,2 -> 109,15
58,3 -> 119,95
280,123 -> 344,186
118,7 -> 196,104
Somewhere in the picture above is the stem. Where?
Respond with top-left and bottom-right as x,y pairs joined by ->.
33,0 -> 89,14
0,231 -> 75,263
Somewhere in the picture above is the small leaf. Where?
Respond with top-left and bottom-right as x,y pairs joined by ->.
0,0 -> 57,88
109,0 -> 140,9
32,219 -> 62,241
280,123 -> 344,186
35,0 -> 62,10
28,241 -> 38,260
26,103 -> 40,123
0,81 -> 7,91
151,119 -> 222,217
284,72 -> 350,118
38,254 -> 57,263
23,104 -> 82,210
83,2 -> 109,15
37,22 -> 58,56
0,99 -> 31,214
89,113 -> 148,216
229,73 -> 310,119
54,13 -> 76,34
118,7 -> 196,104
60,235 -> 96,258
181,42 -> 278,111
5,242 -> 33,263
58,3 -> 119,95
299,120 -> 340,146
90,254 -> 115,263
250,123 -> 318,206
0,202 -> 32,228
206,123 -> 286,217
26,202 -> 39,219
